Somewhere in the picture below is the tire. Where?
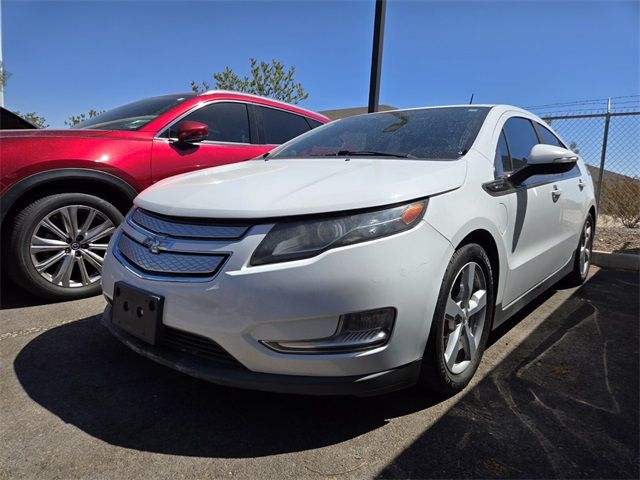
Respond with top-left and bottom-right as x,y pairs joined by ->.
563,214 -> 594,287
418,243 -> 495,394
6,193 -> 124,301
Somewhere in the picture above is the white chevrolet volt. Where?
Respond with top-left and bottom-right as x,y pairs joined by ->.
101,105 -> 596,396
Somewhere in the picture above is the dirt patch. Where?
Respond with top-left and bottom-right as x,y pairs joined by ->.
594,215 -> 640,254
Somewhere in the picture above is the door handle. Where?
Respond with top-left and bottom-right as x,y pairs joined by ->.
578,179 -> 585,191
552,185 -> 562,202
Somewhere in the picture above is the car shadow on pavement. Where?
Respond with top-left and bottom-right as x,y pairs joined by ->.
13,311 -> 444,458
13,269 -> 638,470
0,274 -> 54,310
378,268 -> 639,479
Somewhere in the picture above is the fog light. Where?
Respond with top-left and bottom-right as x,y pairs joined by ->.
261,307 -> 396,354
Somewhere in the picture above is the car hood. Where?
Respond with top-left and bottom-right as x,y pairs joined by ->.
136,158 -> 467,219
0,129 -> 112,139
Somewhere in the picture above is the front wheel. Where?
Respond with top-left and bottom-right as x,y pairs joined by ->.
418,243 -> 495,394
7,193 -> 124,300
564,214 -> 594,286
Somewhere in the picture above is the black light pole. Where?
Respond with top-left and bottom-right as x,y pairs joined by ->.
367,0 -> 386,113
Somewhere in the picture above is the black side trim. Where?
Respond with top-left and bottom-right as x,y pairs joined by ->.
246,103 -> 262,145
493,254 -> 575,328
506,161 -> 576,186
482,167 -> 581,197
101,306 -> 421,397
0,168 -> 138,223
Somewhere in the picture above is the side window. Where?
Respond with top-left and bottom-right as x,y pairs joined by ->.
167,102 -> 250,143
306,117 -> 324,129
536,123 -> 563,147
259,106 -> 311,144
503,117 -> 539,170
495,130 -> 511,176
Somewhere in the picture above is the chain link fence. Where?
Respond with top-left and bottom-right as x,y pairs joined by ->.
529,97 -> 639,253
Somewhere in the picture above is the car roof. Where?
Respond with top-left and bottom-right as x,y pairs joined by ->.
343,104 -> 545,124
197,90 -> 329,121
368,104 -> 530,115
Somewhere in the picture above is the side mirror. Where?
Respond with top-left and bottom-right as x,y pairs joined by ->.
529,144 -> 579,165
508,144 -> 578,185
176,121 -> 208,144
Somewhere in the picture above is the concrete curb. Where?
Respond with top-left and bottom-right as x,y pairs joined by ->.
592,250 -> 640,272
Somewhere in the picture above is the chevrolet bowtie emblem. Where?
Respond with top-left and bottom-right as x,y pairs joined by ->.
142,235 -> 169,254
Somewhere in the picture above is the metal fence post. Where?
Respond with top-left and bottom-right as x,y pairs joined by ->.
595,97 -> 611,207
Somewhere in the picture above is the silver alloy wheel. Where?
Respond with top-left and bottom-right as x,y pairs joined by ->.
579,219 -> 593,277
442,261 -> 488,375
29,205 -> 115,288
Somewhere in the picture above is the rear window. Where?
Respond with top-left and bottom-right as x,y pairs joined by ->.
306,118 -> 324,129
259,106 -> 311,144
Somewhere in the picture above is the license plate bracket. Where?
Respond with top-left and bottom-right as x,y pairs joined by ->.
111,281 -> 164,345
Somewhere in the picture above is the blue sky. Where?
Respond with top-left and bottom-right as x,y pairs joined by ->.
3,0 -> 639,127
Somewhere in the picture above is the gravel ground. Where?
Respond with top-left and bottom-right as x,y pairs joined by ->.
594,225 -> 639,254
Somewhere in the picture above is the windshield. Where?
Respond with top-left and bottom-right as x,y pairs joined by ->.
270,107 -> 491,160
73,94 -> 195,131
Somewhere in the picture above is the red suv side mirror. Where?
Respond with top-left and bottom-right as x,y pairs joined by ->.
176,121 -> 208,143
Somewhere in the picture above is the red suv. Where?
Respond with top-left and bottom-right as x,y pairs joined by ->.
0,91 -> 329,300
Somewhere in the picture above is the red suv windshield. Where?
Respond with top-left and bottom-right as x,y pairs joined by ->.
73,94 -> 195,131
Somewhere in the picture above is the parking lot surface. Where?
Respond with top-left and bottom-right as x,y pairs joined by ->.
1,267 -> 638,479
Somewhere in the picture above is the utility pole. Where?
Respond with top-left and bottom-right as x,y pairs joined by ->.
367,0 -> 386,113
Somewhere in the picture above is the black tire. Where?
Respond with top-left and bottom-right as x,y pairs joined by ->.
6,193 -> 124,301
563,214 -> 594,287
418,243 -> 495,394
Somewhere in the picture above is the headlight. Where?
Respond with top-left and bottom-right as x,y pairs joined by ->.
250,199 -> 427,265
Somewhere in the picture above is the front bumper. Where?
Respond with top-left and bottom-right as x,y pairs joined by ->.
102,305 -> 421,396
101,216 -> 453,383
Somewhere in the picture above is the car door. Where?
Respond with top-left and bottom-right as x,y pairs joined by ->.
151,101 -> 271,182
533,121 -> 586,262
499,116 -> 569,306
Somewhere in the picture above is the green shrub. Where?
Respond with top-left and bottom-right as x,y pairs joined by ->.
600,176 -> 640,228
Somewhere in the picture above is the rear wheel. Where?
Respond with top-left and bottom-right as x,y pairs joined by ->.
419,244 -> 494,394
7,193 -> 123,300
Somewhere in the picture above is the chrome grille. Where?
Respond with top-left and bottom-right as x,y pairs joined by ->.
117,234 -> 226,277
131,208 -> 249,239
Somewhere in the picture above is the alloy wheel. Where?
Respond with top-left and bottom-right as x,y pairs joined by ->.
29,205 -> 115,288
579,218 -> 593,278
442,261 -> 488,374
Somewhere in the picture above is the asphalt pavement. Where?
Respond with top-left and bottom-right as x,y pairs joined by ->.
1,267 -> 638,479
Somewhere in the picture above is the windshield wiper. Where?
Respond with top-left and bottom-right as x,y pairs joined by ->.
335,150 -> 417,159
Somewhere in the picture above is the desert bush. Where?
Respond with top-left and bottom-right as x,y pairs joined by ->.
600,175 -> 640,228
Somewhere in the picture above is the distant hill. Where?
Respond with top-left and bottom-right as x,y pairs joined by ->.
320,105 -> 397,120
586,164 -> 636,185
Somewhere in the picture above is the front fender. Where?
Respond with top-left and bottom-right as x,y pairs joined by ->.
0,168 -> 138,224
